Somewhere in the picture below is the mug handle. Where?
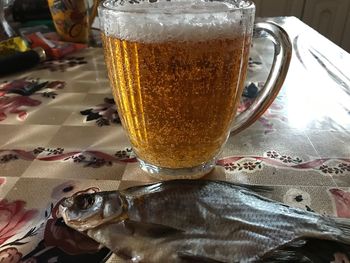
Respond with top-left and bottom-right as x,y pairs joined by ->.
89,0 -> 100,26
230,22 -> 292,135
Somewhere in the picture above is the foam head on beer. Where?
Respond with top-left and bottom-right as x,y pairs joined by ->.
99,0 -> 254,43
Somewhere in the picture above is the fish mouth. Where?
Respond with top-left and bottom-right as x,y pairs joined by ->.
61,197 -> 74,208
58,202 -> 70,226
59,204 -> 104,231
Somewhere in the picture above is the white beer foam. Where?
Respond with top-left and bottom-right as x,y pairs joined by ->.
99,0 -> 254,43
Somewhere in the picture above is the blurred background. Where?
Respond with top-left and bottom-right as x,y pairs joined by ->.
254,0 -> 350,52
1,0 -> 350,52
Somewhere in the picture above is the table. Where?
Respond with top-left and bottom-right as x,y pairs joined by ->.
0,17 -> 349,262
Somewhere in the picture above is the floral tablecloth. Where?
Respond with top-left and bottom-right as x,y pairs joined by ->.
0,17 -> 349,262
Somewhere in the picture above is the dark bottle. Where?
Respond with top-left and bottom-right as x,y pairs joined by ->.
12,0 -> 52,22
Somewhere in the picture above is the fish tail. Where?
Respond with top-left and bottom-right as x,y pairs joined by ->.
333,217 -> 350,244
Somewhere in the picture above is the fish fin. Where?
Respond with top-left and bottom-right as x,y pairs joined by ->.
261,239 -> 311,263
260,251 -> 311,263
125,220 -> 183,238
333,217 -> 350,244
206,180 -> 274,194
177,252 -> 226,263
224,182 -> 273,194
204,180 -> 275,194
261,238 -> 350,263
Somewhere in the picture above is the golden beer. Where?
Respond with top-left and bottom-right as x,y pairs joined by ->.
102,34 -> 251,169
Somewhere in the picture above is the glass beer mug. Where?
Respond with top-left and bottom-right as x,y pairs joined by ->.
98,0 -> 292,179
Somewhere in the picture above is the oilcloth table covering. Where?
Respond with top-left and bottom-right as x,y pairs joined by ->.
0,17 -> 349,262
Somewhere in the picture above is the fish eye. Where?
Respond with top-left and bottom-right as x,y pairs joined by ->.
74,194 -> 95,210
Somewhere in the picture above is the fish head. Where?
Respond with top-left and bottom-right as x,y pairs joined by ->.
59,191 -> 125,231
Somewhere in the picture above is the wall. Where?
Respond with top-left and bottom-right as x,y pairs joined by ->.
254,0 -> 350,52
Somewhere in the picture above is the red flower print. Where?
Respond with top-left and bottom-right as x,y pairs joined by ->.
0,200 -> 37,245
329,189 -> 350,218
0,79 -> 66,121
0,96 -> 41,121
0,247 -> 36,263
0,79 -> 28,95
331,252 -> 350,263
44,187 -> 100,255
0,248 -> 22,263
